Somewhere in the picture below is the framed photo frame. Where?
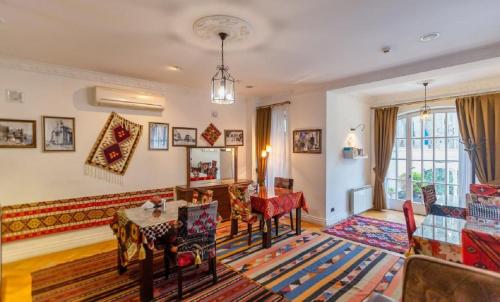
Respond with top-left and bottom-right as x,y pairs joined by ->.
293,129 -> 322,153
224,130 -> 244,146
42,116 -> 75,152
172,127 -> 197,147
0,118 -> 36,148
149,122 -> 169,150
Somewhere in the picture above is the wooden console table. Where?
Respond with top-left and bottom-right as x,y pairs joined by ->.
176,179 -> 252,220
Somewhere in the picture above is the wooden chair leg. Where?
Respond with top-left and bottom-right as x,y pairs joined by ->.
248,223 -> 253,245
164,247 -> 170,278
274,216 -> 279,236
259,219 -> 263,231
117,243 -> 127,274
289,211 -> 294,230
177,267 -> 183,300
230,218 -> 238,238
210,257 -> 218,284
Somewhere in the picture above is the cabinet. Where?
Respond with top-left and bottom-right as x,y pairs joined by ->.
176,179 -> 252,220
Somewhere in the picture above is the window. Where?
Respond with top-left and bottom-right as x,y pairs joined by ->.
385,109 -> 464,207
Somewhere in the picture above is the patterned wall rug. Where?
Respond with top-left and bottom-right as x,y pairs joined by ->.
322,215 -> 409,254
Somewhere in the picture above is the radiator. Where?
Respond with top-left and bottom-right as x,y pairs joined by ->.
349,185 -> 373,215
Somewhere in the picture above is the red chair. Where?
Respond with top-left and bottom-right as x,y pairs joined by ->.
402,200 -> 417,247
462,228 -> 500,272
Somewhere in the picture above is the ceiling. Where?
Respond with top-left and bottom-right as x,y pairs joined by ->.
1,0 -> 500,98
338,57 -> 500,101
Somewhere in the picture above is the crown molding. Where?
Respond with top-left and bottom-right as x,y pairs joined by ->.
0,54 -> 206,96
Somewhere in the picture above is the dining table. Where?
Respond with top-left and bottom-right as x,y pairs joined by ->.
111,199 -> 187,302
413,214 -> 467,262
251,186 -> 309,248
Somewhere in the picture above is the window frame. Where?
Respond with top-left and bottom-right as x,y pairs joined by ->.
385,108 -> 461,209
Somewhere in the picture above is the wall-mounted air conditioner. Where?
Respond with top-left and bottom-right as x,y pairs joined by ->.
93,86 -> 165,111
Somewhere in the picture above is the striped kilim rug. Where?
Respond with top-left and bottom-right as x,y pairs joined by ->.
31,250 -> 285,302
222,231 -> 404,302
32,222 -> 403,301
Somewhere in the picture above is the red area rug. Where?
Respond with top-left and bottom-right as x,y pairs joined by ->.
322,215 -> 409,254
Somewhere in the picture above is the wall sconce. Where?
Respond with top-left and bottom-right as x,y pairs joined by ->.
261,150 -> 268,158
265,145 -> 272,153
350,124 -> 365,132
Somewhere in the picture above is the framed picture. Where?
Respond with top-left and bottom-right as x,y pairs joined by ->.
224,130 -> 244,146
42,116 -> 75,151
149,122 -> 169,150
172,127 -> 197,147
293,129 -> 322,153
0,118 -> 36,148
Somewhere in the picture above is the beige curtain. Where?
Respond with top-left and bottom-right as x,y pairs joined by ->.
456,94 -> 500,185
373,107 -> 399,210
256,107 -> 271,185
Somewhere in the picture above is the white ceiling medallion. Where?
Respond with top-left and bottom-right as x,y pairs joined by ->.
193,15 -> 253,43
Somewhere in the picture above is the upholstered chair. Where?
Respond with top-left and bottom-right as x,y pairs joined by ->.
164,201 -> 218,299
191,189 -> 214,204
422,184 -> 466,218
274,177 -> 295,231
402,200 -> 417,252
366,255 -> 500,302
228,184 -> 262,245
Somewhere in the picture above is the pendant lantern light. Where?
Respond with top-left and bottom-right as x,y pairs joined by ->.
211,32 -> 235,104
420,82 -> 431,120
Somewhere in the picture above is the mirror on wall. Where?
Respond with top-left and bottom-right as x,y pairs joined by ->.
189,147 -> 236,185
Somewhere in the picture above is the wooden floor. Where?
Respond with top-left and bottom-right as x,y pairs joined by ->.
1,209 -> 420,302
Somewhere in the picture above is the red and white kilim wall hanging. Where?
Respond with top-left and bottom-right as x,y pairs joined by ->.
86,112 -> 142,177
201,123 -> 221,146
1,187 -> 175,243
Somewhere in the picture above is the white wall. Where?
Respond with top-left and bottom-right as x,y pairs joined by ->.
0,57 -> 250,261
257,90 -> 327,225
325,93 -> 371,225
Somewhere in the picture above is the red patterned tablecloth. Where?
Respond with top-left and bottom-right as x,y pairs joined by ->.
251,189 -> 309,220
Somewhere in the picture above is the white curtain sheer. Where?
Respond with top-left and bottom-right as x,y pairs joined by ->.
459,141 -> 472,207
266,104 -> 291,187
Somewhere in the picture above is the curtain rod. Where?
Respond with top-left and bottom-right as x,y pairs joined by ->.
257,100 -> 291,109
370,89 -> 500,109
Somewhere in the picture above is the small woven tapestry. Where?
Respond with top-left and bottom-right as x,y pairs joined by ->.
86,112 -> 142,176
201,123 -> 221,146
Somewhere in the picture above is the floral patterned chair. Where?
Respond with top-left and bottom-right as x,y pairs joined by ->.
228,184 -> 262,245
274,177 -> 295,231
191,189 -> 214,204
422,184 -> 466,218
164,201 -> 218,299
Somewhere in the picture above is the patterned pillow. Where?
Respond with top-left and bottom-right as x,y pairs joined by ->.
467,202 -> 500,225
466,193 -> 500,207
470,184 -> 500,196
